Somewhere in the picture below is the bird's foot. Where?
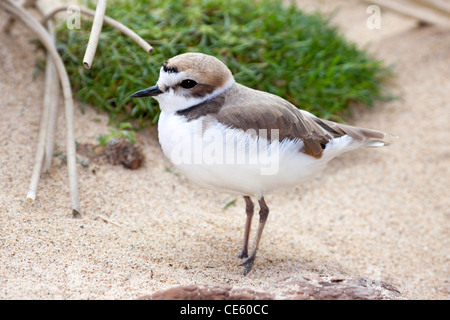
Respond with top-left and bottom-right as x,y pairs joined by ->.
239,255 -> 255,276
238,248 -> 248,259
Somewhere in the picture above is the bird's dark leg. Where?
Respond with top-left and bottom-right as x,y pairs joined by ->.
239,197 -> 269,275
238,196 -> 254,259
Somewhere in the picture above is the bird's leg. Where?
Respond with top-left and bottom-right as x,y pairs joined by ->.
239,197 -> 269,275
238,196 -> 254,259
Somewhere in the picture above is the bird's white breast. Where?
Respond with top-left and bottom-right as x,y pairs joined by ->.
158,111 -> 356,198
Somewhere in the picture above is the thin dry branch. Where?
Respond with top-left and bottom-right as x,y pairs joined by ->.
35,2 -> 60,173
26,50 -> 52,203
42,5 -> 154,55
0,0 -> 81,218
94,214 -> 123,227
82,0 -> 107,69
21,0 -> 48,203
3,0 -> 59,200
43,54 -> 60,173
1,0 -> 154,218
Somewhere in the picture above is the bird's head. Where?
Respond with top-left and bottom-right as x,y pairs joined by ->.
131,52 -> 235,113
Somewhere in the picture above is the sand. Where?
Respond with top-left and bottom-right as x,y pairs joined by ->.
0,1 -> 448,299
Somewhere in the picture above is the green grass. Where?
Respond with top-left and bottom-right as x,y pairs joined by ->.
56,0 -> 392,127
97,122 -> 136,146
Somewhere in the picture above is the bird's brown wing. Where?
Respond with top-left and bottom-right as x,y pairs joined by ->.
215,84 -> 386,158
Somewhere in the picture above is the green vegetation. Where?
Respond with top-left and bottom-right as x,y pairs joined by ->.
223,198 -> 237,210
97,122 -> 136,146
57,0 -> 392,127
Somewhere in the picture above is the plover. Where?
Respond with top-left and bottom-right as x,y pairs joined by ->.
131,52 -> 389,275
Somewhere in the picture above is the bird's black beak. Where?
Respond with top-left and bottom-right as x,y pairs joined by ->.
130,85 -> 163,98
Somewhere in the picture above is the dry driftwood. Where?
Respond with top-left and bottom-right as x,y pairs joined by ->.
139,277 -> 405,300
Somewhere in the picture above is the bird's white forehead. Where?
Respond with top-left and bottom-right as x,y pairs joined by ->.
156,67 -> 187,89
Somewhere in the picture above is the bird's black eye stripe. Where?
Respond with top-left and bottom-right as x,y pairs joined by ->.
180,79 -> 197,89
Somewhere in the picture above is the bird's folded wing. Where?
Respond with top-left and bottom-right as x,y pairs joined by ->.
216,84 -> 387,158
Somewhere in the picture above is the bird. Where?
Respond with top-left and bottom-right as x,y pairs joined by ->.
131,52 -> 389,275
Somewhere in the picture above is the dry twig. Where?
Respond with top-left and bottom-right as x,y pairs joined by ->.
35,1 -> 60,173
0,0 -> 81,218
42,5 -> 154,55
94,214 -> 123,227
82,0 -> 107,69
43,55 -> 60,173
22,0 -> 49,203
1,0 -> 153,218
26,53 -> 51,203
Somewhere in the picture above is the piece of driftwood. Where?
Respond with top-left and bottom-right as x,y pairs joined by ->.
138,277 -> 405,300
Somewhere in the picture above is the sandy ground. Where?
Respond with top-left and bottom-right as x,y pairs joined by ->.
0,1 -> 449,299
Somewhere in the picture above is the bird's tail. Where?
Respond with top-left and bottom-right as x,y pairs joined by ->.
314,116 -> 396,148
356,127 -> 390,147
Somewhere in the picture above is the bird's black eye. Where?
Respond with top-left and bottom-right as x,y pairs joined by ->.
180,79 -> 197,89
